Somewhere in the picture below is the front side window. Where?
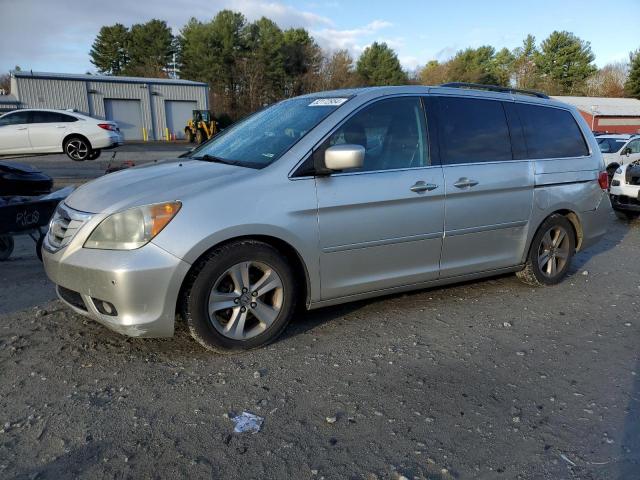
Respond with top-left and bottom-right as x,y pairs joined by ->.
626,139 -> 640,154
518,104 -> 589,159
437,97 -> 513,164
190,96 -> 349,168
0,111 -> 30,126
314,97 -> 429,172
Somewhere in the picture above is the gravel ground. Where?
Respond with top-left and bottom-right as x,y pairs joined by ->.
1,213 -> 639,480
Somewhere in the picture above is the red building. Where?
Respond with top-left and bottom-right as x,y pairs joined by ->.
552,96 -> 640,134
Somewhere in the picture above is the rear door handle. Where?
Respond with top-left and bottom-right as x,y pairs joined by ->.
17,127 -> 27,131
410,181 -> 438,193
453,177 -> 479,189
56,125 -> 66,128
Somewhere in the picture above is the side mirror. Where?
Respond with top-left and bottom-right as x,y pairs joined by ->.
324,144 -> 365,171
622,147 -> 631,156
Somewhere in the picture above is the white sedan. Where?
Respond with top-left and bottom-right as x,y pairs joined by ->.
0,109 -> 123,161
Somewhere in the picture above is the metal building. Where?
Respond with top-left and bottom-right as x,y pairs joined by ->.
9,71 -> 208,141
553,96 -> 640,134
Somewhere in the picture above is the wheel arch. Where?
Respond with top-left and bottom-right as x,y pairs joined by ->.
177,234 -> 311,314
62,132 -> 92,150
527,209 -> 583,258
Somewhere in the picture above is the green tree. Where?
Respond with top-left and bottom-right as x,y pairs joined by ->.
512,34 -> 540,89
282,28 -> 322,96
492,47 -> 515,86
447,46 -> 499,85
535,31 -> 596,95
89,24 -> 130,75
245,18 -> 285,106
625,49 -> 640,99
356,42 -> 407,86
125,19 -> 175,77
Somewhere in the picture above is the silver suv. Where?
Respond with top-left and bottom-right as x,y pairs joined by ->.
42,85 -> 611,352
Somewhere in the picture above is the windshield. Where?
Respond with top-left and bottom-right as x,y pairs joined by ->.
597,137 -> 626,153
190,96 -> 350,168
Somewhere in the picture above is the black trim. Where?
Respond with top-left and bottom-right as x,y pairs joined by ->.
534,179 -> 593,188
441,82 -> 550,99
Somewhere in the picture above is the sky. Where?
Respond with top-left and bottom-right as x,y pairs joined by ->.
1,0 -> 638,75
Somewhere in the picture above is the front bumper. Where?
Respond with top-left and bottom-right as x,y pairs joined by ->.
42,241 -> 191,337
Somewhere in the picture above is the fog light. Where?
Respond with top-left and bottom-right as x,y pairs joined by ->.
93,298 -> 118,316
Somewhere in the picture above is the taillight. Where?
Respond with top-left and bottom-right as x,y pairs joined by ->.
598,171 -> 609,190
97,123 -> 116,131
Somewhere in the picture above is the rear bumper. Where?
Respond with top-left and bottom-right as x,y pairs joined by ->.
42,241 -> 190,337
610,194 -> 640,213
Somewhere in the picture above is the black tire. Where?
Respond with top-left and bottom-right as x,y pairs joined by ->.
36,234 -> 44,262
614,209 -> 638,221
195,129 -> 206,144
516,214 -> 576,286
185,129 -> 195,143
0,235 -> 15,261
87,149 -> 101,160
181,240 -> 298,352
64,136 -> 91,161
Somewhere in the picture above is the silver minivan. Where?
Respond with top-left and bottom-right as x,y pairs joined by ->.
42,84 -> 611,352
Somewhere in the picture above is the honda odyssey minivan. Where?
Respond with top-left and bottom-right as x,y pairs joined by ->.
42,84 -> 611,352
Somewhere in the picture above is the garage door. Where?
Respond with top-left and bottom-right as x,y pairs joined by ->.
104,99 -> 143,141
165,101 -> 197,139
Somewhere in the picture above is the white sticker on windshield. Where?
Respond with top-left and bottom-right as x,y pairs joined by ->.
308,98 -> 349,107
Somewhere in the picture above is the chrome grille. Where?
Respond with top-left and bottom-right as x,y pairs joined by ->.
46,203 -> 93,251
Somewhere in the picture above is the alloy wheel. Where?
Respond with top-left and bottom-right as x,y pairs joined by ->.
66,139 -> 89,160
537,225 -> 570,278
207,261 -> 283,340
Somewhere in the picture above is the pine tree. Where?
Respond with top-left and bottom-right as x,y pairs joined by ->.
356,42 -> 407,86
89,24 -> 130,75
625,49 -> 640,99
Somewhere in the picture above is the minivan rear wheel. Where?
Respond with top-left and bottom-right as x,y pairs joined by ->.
181,240 -> 297,352
517,215 -> 575,286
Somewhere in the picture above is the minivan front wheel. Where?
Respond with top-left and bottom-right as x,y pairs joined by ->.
517,215 -> 576,286
182,240 -> 297,352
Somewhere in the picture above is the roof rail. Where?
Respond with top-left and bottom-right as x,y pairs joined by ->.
440,82 -> 550,99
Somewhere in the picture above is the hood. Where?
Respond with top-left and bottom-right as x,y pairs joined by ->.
65,158 -> 254,214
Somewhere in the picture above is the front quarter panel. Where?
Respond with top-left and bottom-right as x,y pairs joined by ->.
151,171 -> 321,304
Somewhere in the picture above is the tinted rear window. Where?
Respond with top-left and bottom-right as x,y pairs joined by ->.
31,111 -> 77,123
438,97 -> 512,164
517,104 -> 589,159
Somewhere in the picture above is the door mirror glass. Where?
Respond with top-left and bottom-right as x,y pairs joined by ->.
324,144 -> 365,171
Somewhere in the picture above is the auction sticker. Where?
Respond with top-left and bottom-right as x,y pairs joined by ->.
308,98 -> 349,107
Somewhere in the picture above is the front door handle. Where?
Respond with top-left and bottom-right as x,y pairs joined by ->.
410,181 -> 438,193
16,127 -> 27,131
453,177 -> 479,189
56,125 -> 66,128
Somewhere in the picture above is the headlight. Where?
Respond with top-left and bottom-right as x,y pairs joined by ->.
84,202 -> 181,250
616,168 -> 622,174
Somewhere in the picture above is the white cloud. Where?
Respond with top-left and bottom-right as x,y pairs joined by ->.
0,0 -> 334,73
311,19 -> 394,56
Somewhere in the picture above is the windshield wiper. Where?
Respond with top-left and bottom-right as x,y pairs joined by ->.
195,154 -> 243,166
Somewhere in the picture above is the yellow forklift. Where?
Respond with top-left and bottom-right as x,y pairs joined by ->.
184,110 -> 218,144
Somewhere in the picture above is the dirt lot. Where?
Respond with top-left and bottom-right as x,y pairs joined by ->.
1,192 -> 639,479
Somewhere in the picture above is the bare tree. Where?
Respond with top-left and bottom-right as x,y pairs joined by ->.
585,62 -> 629,97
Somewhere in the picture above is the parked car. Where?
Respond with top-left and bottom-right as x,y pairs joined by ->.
0,109 -> 122,161
596,134 -> 640,174
42,84 -> 611,352
609,159 -> 640,220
